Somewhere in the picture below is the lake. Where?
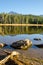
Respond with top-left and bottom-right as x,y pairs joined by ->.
0,26 -> 43,65
0,34 -> 43,48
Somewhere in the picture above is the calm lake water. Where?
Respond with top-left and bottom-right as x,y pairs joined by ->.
0,34 -> 43,49
0,26 -> 43,49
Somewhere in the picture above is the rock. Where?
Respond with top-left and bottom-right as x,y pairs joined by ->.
34,38 -> 41,41
11,39 -> 32,50
11,51 -> 20,56
0,43 -> 7,48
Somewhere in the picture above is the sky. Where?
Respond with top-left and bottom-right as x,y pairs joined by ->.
0,0 -> 43,15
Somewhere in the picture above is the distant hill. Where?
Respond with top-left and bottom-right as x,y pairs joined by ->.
9,11 -> 18,14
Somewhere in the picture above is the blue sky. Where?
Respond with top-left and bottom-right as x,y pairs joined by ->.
0,0 -> 43,15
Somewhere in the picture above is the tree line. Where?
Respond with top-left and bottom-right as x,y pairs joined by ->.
0,13 -> 43,24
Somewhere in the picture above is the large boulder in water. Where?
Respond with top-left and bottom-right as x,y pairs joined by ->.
11,39 -> 32,50
0,43 -> 7,48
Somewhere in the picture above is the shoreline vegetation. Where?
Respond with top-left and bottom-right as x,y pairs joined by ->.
0,14 -> 43,24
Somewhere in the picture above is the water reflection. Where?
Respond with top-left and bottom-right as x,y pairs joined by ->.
0,26 -> 43,35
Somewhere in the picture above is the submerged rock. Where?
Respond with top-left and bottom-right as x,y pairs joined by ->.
11,39 -> 32,50
34,38 -> 41,41
0,43 -> 7,48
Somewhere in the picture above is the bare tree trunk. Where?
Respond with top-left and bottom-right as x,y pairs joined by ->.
0,55 -> 10,65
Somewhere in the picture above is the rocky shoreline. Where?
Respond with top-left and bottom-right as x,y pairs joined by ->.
0,48 -> 43,65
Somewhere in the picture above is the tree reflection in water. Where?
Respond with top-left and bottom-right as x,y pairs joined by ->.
0,26 -> 43,35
